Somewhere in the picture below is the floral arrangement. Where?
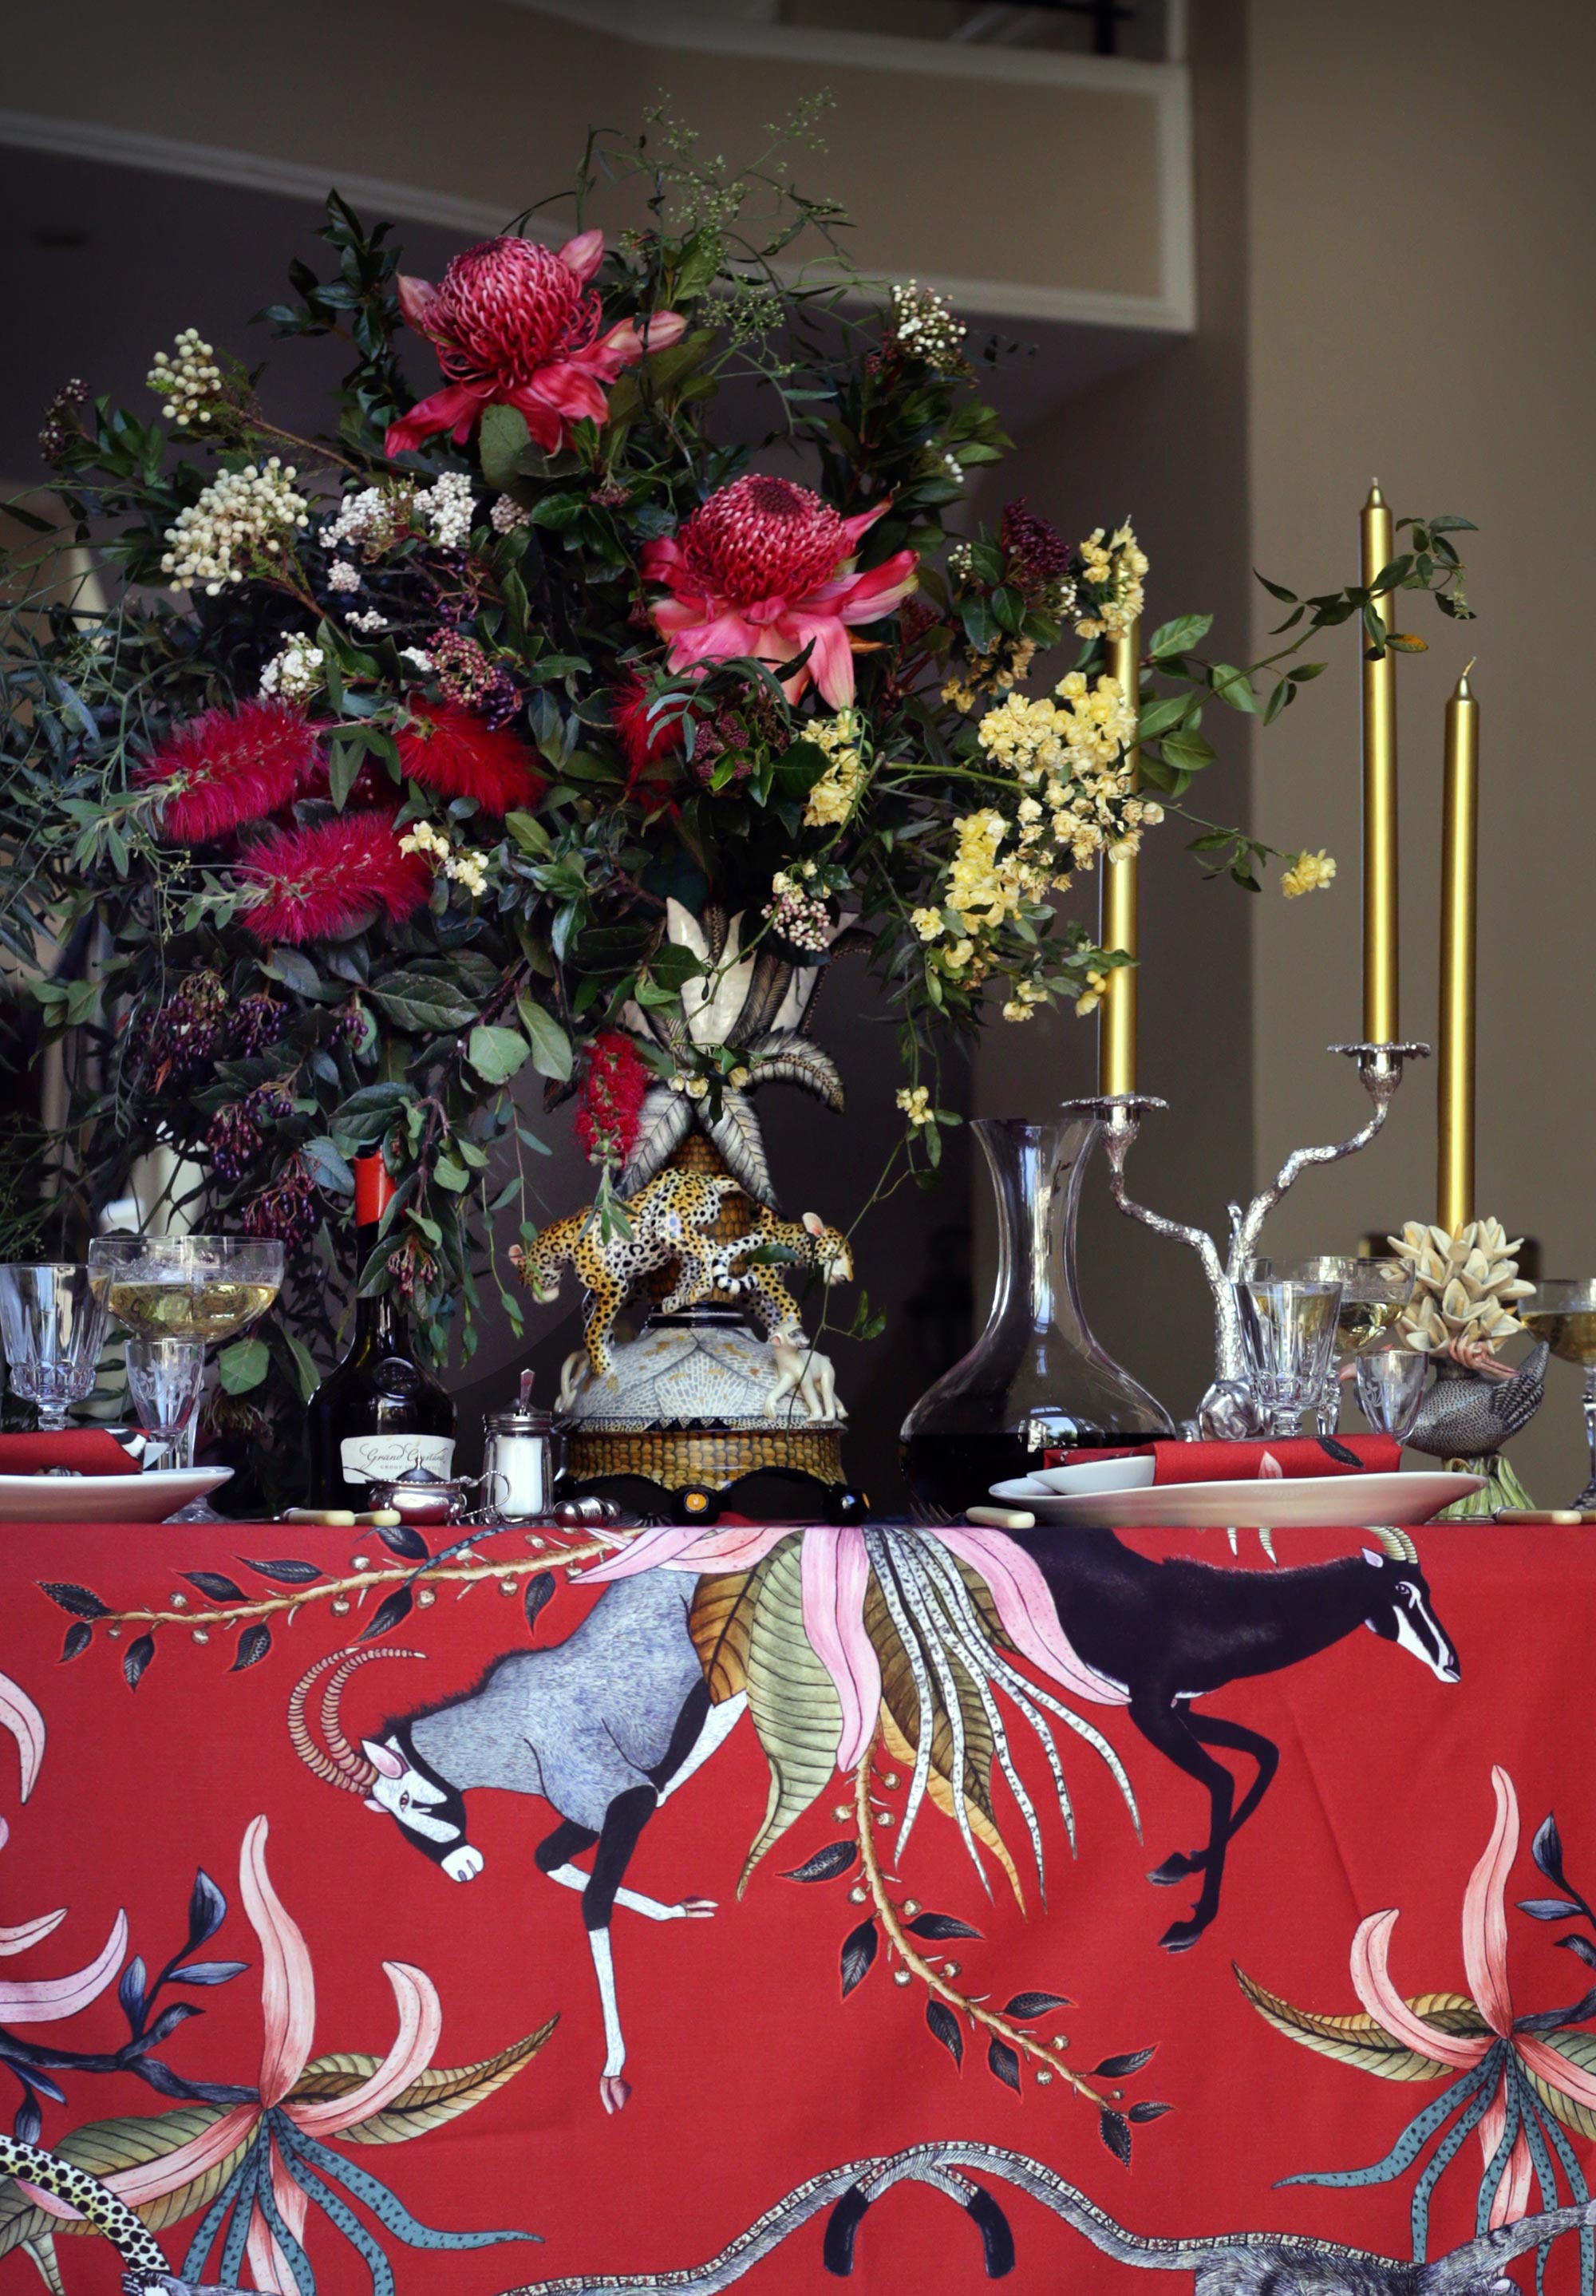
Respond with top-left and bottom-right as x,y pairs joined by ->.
0,109 -> 1470,1475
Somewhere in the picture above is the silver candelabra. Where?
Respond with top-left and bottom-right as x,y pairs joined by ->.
1064,1040 -> 1429,1436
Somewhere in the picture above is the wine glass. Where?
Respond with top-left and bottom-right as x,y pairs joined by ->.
0,1263 -> 111,1434
1520,1278 -> 1596,1508
1354,1346 -> 1430,1443
1249,1257 -> 1413,1432
88,1237 -> 283,1516
1241,1274 -> 1345,1438
124,1339 -> 207,1473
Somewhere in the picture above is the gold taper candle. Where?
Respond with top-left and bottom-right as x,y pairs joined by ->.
1437,664 -> 1479,1232
1098,618 -> 1140,1096
1361,481 -> 1400,1041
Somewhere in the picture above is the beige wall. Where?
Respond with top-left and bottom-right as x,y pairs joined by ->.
1246,0 -> 1596,1498
974,0 -> 1252,1426
0,0 -> 1179,322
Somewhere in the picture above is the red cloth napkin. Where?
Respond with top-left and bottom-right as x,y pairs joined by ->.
0,1430 -> 141,1477
1042,1434 -> 1400,1481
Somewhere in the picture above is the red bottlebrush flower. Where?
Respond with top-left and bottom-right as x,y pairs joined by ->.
574,1030 -> 650,1167
385,229 -> 686,458
239,812 -> 429,946
612,672 -> 684,800
134,699 -> 319,844
395,700 -> 544,815
642,474 -> 918,709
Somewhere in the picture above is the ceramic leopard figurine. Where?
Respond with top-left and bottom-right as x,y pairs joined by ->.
713,1207 -> 853,1339
511,1167 -> 741,1375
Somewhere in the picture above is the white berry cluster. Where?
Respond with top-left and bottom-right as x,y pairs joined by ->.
326,559 -> 361,594
763,865 -> 832,952
162,459 -> 310,596
887,281 -> 966,373
321,486 -> 400,558
413,472 -> 476,551
490,493 -> 531,533
147,329 -> 224,428
259,634 -> 325,702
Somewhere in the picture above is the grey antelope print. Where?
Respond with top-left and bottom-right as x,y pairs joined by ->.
500,2141 -> 1596,2296
286,1571 -> 747,2114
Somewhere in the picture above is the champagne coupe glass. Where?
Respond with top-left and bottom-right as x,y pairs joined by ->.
1242,1274 -> 1345,1439
0,1263 -> 110,1434
124,1339 -> 207,1473
1520,1278 -> 1596,1508
1249,1257 -> 1413,1433
1354,1346 -> 1430,1444
87,1238 -> 284,1512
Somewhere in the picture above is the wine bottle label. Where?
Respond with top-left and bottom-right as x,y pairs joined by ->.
340,1434 -> 456,1486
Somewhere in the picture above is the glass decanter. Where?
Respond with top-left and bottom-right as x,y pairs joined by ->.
900,1115 -> 1173,1523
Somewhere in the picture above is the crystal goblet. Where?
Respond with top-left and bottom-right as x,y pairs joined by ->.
0,1263 -> 110,1434
1241,1274 -> 1344,1440
124,1339 -> 206,1474
1248,1256 -> 1413,1433
1519,1278 -> 1596,1508
87,1236 -> 283,1465
89,1236 -> 283,1519
1354,1346 -> 1430,1444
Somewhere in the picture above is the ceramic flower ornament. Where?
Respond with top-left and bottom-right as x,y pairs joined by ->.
642,473 -> 919,709
385,229 -> 685,457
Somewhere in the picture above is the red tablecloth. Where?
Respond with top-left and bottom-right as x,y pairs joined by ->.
1,1516 -> 1592,2296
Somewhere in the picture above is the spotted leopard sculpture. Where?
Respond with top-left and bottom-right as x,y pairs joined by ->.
511,1168 -> 741,1376
713,1207 -> 853,1339
0,2131 -> 236,2292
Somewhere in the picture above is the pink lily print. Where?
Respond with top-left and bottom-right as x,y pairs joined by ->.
1,1665 -> 129,2084
1239,1767 -> 1596,2294
11,1816 -> 547,2292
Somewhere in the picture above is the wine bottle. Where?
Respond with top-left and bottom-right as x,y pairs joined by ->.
307,1158 -> 456,1504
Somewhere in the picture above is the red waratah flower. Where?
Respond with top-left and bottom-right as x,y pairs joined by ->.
239,812 -> 429,946
641,475 -> 918,709
394,700 -> 544,815
574,1031 -> 650,1166
134,699 -> 320,844
385,229 -> 686,459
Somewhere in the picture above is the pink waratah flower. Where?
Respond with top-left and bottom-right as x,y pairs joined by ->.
239,812 -> 430,946
641,474 -> 919,709
134,701 -> 321,844
582,1518 -> 1126,1776
1,1666 -> 129,2021
385,229 -> 685,458
1350,1765 -> 1596,2228
28,1815 -> 443,2295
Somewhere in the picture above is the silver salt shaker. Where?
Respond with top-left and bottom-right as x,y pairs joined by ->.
481,1370 -> 555,1520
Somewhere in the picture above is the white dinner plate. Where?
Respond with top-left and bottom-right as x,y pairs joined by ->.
989,1468 -> 1483,1530
0,1468 -> 233,1523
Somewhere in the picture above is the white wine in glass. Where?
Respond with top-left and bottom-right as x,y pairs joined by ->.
87,1237 -> 284,1485
1522,1279 -> 1596,1508
104,1278 -> 279,1342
